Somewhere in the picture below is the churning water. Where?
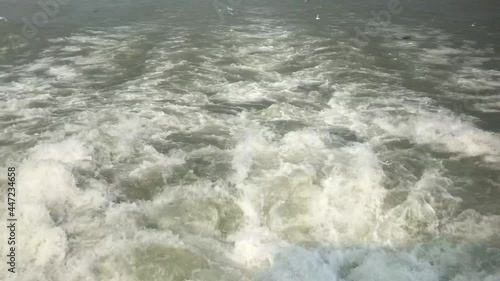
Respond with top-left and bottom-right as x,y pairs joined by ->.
0,0 -> 499,280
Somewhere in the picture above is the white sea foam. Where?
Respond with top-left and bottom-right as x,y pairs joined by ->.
1,8 -> 499,281
373,112 -> 500,158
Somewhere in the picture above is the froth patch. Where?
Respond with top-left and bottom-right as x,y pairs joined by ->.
442,209 -> 500,244
311,143 -> 386,244
26,138 -> 90,164
258,243 -> 500,281
13,138 -> 92,279
374,113 -> 500,158
257,246 -> 438,281
231,226 -> 287,268
19,138 -> 91,209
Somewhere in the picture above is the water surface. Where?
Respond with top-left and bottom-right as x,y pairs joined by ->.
0,0 -> 499,280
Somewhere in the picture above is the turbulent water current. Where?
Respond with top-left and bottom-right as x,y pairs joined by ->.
0,0 -> 499,280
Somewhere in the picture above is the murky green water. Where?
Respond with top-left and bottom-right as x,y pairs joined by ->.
0,0 -> 499,280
